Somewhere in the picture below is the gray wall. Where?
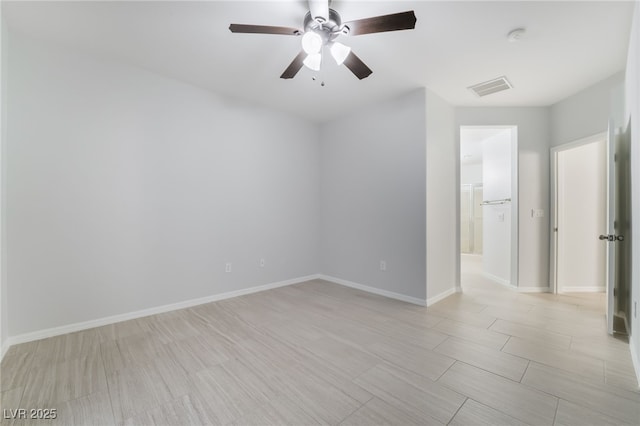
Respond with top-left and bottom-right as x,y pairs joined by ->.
624,2 -> 640,384
456,107 -> 551,290
0,10 -> 7,354
6,33 -> 321,336
319,89 -> 427,300
551,72 -> 625,146
426,90 -> 457,301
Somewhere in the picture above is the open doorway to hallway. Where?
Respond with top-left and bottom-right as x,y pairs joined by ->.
459,126 -> 518,291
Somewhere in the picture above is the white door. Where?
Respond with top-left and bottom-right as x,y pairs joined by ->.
556,140 -> 607,293
604,121 -> 632,335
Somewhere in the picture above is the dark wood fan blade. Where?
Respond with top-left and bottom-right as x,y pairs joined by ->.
342,11 -> 417,36
343,51 -> 373,80
229,24 -> 302,36
280,51 -> 307,79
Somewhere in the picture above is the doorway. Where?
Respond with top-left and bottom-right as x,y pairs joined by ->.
461,183 -> 483,255
459,126 -> 518,290
550,133 -> 607,294
551,126 -> 632,337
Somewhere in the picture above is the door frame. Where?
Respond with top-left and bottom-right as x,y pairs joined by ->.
549,132 -> 607,294
461,183 -> 484,255
457,125 -> 518,289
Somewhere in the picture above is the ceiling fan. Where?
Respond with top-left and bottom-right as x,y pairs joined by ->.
229,0 -> 417,80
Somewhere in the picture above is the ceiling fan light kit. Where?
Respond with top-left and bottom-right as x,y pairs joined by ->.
301,31 -> 323,54
303,53 -> 322,71
229,0 -> 416,80
329,42 -> 351,66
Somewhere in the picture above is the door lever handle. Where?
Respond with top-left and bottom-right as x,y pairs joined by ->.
599,234 -> 624,242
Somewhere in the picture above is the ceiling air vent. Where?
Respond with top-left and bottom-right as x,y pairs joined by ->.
468,76 -> 512,97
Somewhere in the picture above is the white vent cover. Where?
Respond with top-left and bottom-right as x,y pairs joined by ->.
468,76 -> 512,97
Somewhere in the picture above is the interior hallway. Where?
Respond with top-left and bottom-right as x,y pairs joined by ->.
1,274 -> 639,425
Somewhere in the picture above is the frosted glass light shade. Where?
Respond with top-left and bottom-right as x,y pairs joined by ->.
301,31 -> 323,54
330,42 -> 351,65
303,53 -> 322,71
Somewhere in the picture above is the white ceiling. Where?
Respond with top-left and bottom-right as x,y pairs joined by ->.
3,1 -> 635,122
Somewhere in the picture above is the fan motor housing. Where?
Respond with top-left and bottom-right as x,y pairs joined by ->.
304,8 -> 343,42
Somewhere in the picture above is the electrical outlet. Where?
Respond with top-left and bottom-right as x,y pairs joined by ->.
531,209 -> 544,218
380,260 -> 386,271
260,258 -> 265,267
225,263 -> 232,273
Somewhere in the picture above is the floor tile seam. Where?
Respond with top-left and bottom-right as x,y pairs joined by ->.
349,358 -> 391,387
556,396 -> 640,425
451,397 -> 539,426
518,360 -> 532,384
360,360 -> 460,401
521,362 -> 640,413
433,318 -> 505,337
435,361 -> 552,424
430,335 -> 452,353
551,392 -> 560,425
444,396 -> 468,425
490,319 -> 575,340
490,327 -> 570,350
351,369 -> 454,426
371,348 -> 456,383
335,395 -> 373,425
567,346 -> 632,367
428,307 -> 496,325
436,362 -> 561,426
434,335 -> 530,370
553,395 -> 638,425
440,360 -> 565,401
524,360 -> 640,396
441,352 -> 529,383
501,347 -> 608,384
434,359 -> 462,384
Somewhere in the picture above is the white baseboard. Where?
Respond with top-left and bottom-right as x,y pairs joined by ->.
4,274 -> 322,350
630,338 -> 640,389
482,272 -> 512,287
478,271 -> 548,293
426,287 -> 458,306
559,286 -> 605,293
319,275 -> 426,306
518,286 -> 551,293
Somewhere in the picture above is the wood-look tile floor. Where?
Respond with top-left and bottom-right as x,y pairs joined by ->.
1,256 -> 639,425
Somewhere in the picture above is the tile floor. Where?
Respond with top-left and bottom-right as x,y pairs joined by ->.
1,255 -> 639,425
